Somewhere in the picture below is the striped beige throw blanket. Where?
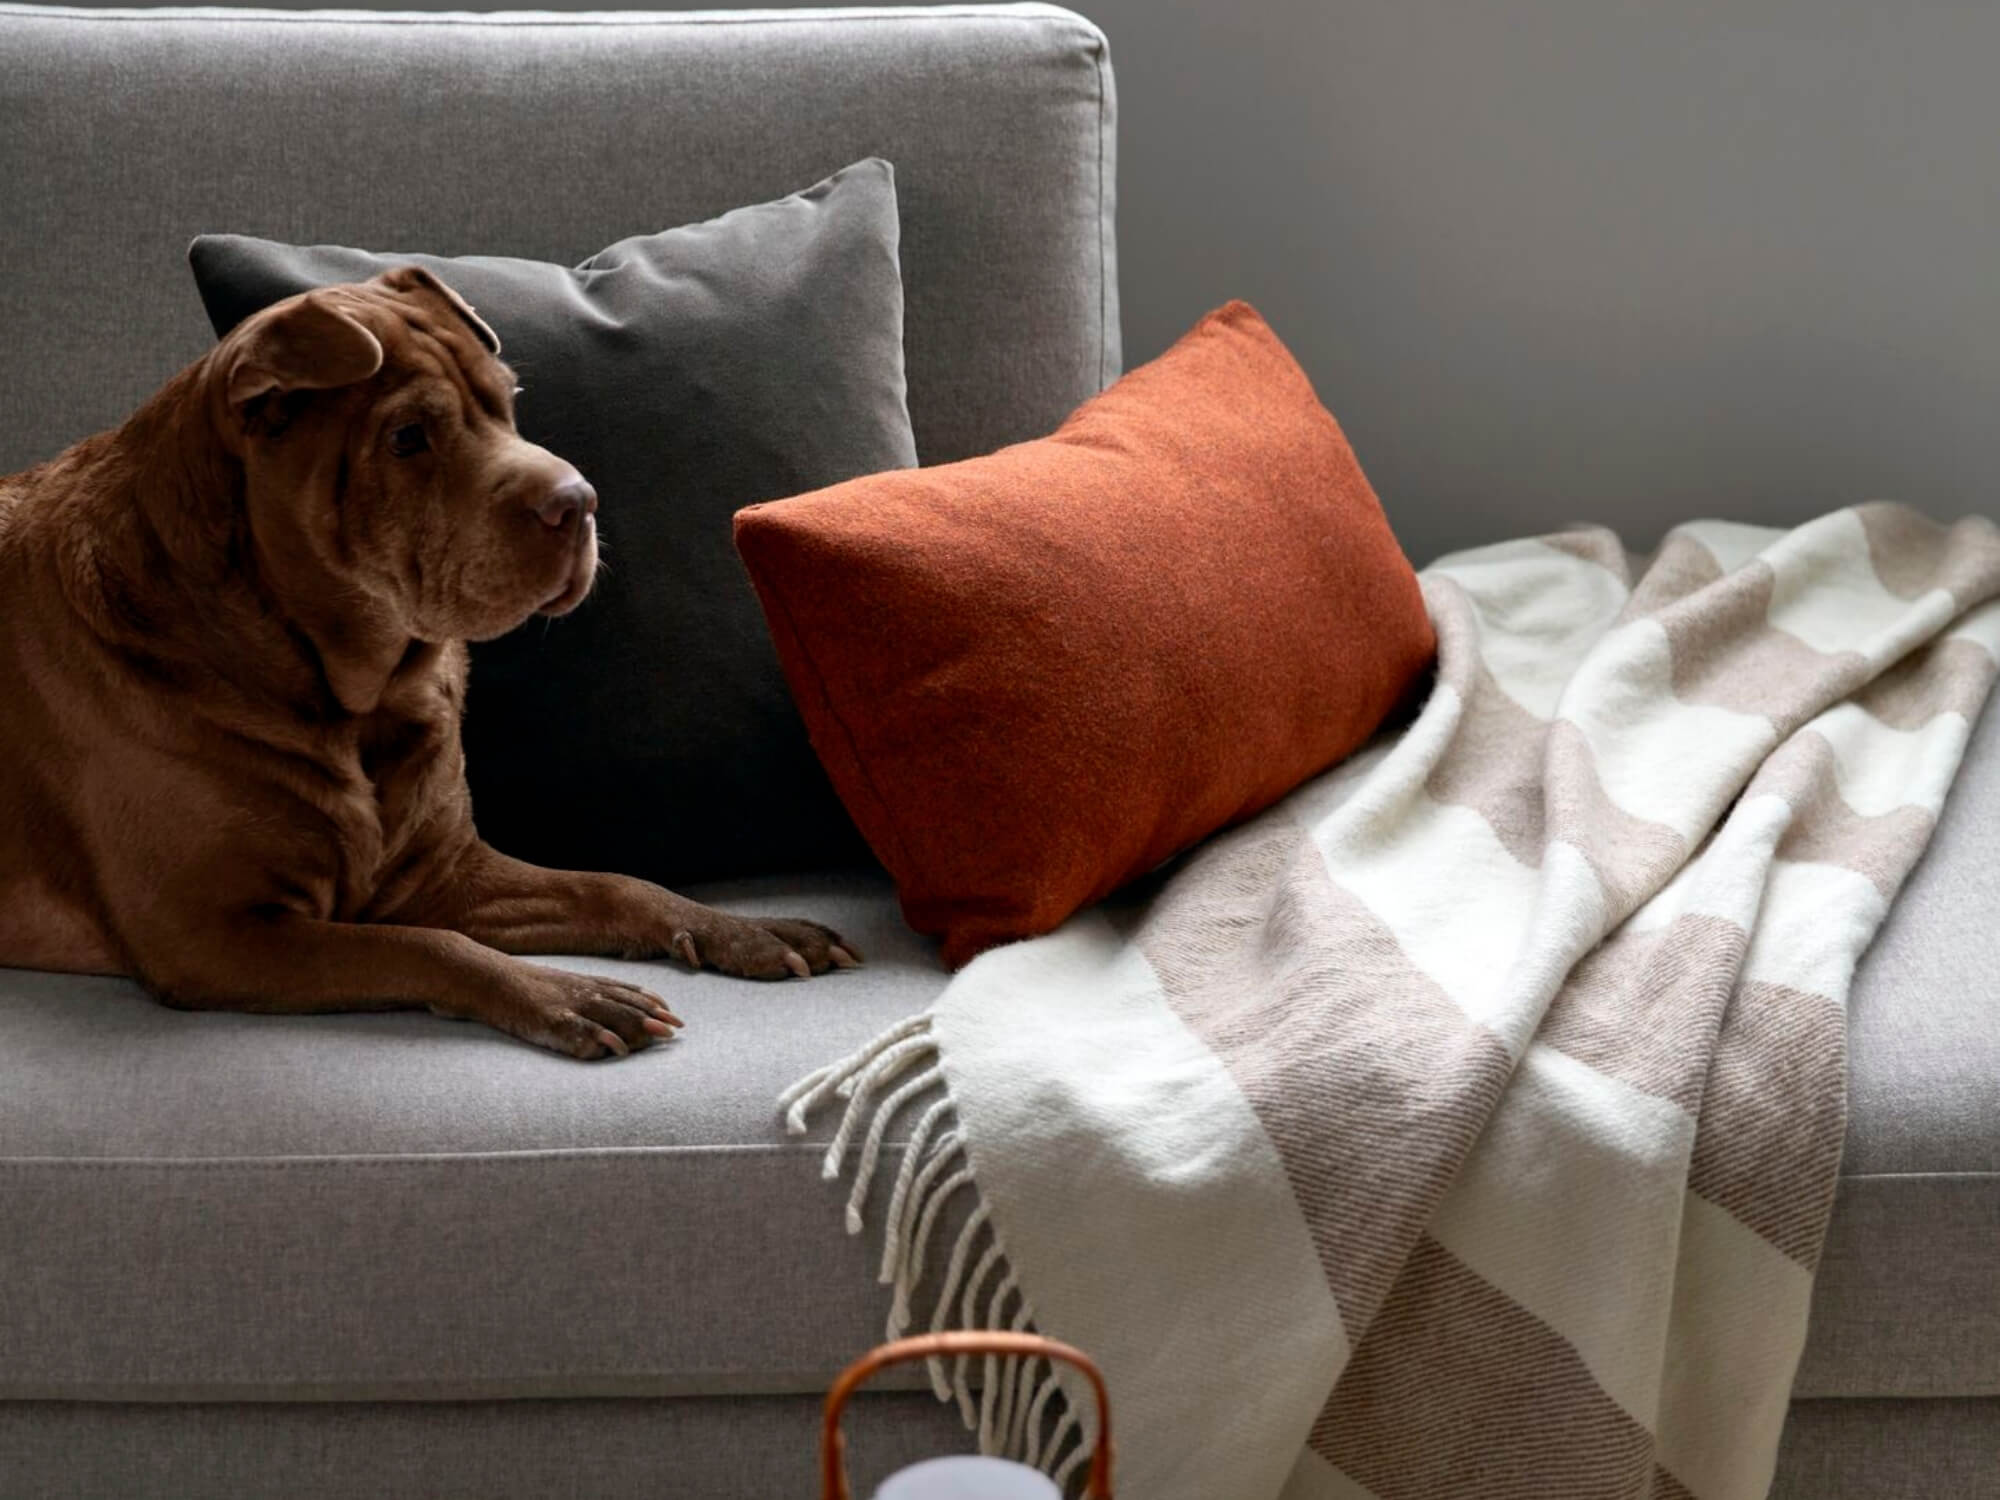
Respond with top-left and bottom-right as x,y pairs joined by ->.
786,505 -> 2000,1500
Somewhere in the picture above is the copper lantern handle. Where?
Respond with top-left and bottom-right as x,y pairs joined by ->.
821,1331 -> 1114,1500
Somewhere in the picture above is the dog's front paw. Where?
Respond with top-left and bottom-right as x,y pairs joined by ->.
672,914 -> 862,980
489,966 -> 684,1060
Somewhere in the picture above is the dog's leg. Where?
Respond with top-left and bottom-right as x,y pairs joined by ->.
395,841 -> 862,979
142,914 -> 681,1060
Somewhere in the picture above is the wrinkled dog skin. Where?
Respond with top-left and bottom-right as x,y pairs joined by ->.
0,268 -> 858,1059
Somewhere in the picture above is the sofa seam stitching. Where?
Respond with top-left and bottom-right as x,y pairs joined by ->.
0,1370 -> 940,1392
0,1142 -> 916,1170
0,1159 -> 1981,1179
1092,22 -> 1110,390
0,6 -> 1084,30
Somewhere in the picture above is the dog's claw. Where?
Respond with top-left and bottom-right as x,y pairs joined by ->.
596,1027 -> 629,1057
642,1016 -> 677,1038
831,945 -> 861,970
784,949 -> 811,979
674,932 -> 700,971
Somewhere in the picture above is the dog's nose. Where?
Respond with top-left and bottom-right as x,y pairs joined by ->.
535,476 -> 598,529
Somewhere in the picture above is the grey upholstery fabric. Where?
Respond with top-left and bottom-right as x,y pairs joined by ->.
191,161 -> 915,882
0,4 -> 1119,478
1796,1176 -> 2000,1399
0,873 -> 955,1400
1791,683 -> 2000,1399
1842,688 -> 2000,1183
1770,1398 -> 2000,1500
0,1393 -> 973,1500
0,1393 -> 1991,1500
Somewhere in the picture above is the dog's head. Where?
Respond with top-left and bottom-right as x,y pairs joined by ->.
209,268 -> 597,671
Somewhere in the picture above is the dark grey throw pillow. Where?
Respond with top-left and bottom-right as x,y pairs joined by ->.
189,160 -> 914,883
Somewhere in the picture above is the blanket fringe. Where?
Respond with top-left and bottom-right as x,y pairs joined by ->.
1023,1364 -> 1065,1467
781,1013 -> 1094,1489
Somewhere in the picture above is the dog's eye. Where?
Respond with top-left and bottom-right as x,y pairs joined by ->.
388,423 -> 429,459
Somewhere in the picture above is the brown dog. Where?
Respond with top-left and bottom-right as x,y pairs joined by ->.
0,267 -> 859,1060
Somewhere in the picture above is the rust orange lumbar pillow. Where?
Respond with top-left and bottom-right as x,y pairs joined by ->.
733,300 -> 1436,968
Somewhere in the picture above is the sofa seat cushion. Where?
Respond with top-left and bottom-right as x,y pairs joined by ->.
1792,684 -> 2000,1399
1,704 -> 1994,1403
0,873 -> 953,1401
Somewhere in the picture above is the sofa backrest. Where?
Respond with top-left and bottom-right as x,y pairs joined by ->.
0,3 -> 1119,476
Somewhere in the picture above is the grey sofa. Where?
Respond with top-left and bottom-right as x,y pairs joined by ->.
0,7 -> 1992,1498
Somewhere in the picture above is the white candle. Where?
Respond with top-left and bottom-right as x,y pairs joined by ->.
875,1455 -> 1064,1499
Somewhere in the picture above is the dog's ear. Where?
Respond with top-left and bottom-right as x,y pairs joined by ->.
222,291 -> 385,410
375,264 -> 502,355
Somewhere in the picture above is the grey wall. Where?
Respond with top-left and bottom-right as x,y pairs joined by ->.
64,1 -> 2000,560
1082,0 -> 2000,561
